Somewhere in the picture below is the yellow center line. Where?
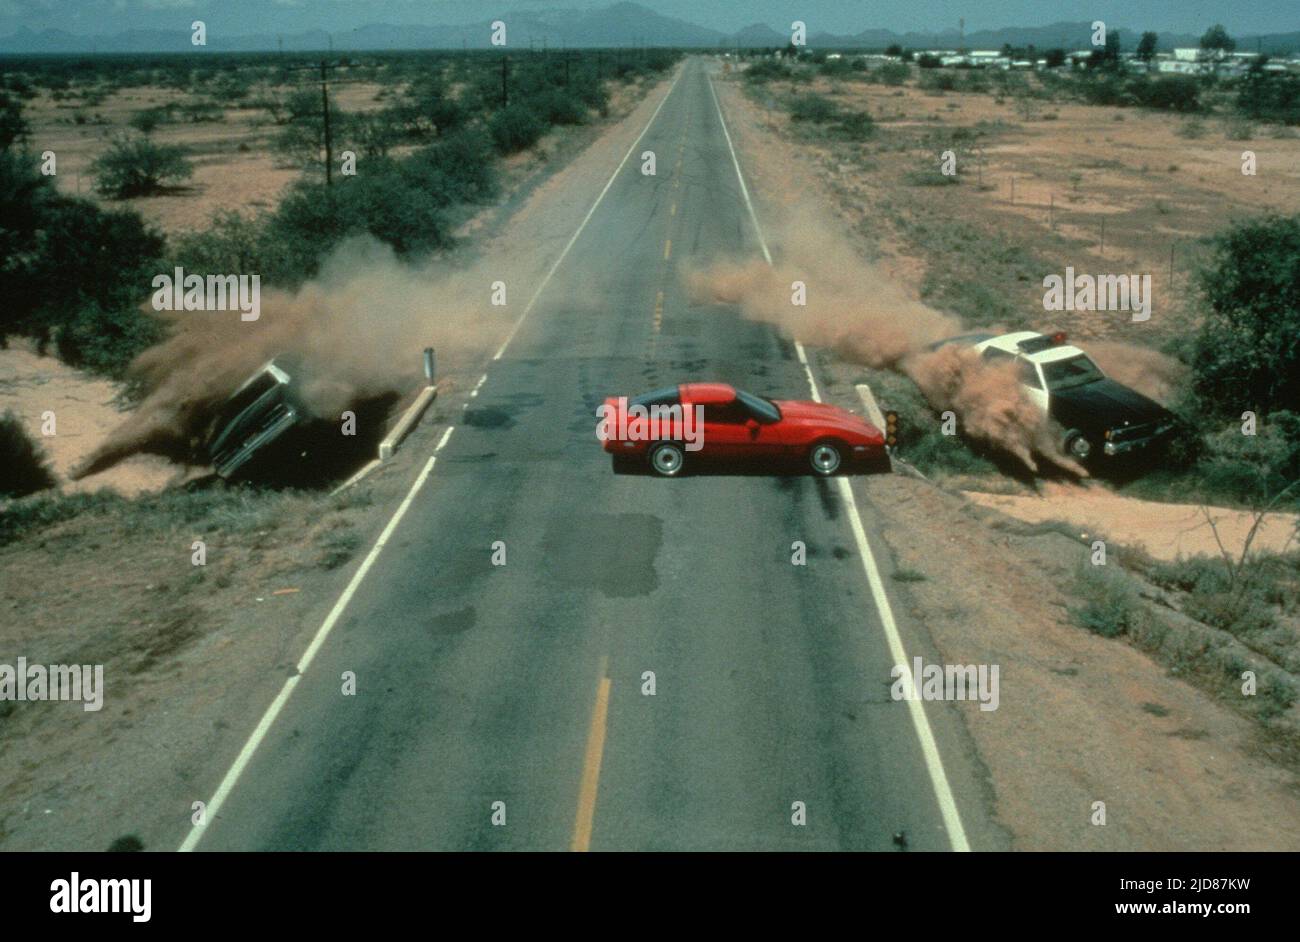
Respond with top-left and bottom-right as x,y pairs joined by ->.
663,239 -> 672,261
670,201 -> 677,217
653,290 -> 664,333
570,657 -> 612,852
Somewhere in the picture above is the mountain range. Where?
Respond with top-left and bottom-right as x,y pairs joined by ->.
0,3 -> 1296,55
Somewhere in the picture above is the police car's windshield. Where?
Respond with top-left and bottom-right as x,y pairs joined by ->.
1041,354 -> 1105,391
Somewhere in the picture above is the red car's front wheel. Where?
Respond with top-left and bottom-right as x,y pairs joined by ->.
808,440 -> 843,476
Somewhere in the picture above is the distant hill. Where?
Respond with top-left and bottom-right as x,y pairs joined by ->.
0,6 -> 1295,55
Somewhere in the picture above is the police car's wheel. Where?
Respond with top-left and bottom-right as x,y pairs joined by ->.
1064,431 -> 1092,460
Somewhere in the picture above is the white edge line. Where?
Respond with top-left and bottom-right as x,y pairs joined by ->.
709,66 -> 970,853
180,429 -> 456,851
492,67 -> 685,362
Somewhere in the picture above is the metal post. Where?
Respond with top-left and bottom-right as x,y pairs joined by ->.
423,348 -> 435,385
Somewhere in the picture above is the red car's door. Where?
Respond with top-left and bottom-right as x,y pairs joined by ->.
698,399 -> 786,460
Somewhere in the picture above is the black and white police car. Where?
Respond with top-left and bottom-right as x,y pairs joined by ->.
935,330 -> 1178,462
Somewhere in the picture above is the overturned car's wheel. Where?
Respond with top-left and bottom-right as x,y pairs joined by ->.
649,442 -> 685,477
809,440 -> 843,476
1063,430 -> 1092,461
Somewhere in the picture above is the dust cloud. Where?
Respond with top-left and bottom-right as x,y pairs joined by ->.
74,237 -> 514,479
687,209 -> 1174,476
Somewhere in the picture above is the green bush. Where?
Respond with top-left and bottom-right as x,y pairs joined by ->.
0,411 -> 56,498
788,93 -> 839,123
0,153 -> 166,376
55,298 -> 166,377
1070,567 -> 1141,638
526,87 -> 589,126
1190,216 -> 1300,419
1236,72 -> 1300,125
833,111 -> 875,141
91,136 -> 193,198
401,128 -> 498,207
488,104 -> 545,154
919,70 -> 957,92
0,91 -> 29,150
744,59 -> 794,83
1129,75 -> 1202,112
874,62 -> 911,86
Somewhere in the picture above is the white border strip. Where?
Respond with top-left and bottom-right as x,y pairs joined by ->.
179,425 -> 457,851
492,67 -> 684,361
708,69 -> 970,852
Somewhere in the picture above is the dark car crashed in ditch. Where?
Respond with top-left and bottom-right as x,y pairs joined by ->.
206,356 -> 393,484
934,330 -> 1178,463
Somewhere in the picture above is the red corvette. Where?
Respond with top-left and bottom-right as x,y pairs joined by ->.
599,382 -> 889,477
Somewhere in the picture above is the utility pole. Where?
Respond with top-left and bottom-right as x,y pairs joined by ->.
321,60 -> 333,186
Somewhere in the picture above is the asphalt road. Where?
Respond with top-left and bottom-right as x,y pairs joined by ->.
188,58 -> 1001,851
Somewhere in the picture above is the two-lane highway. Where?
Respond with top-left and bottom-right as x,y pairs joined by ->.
182,58 -> 1000,851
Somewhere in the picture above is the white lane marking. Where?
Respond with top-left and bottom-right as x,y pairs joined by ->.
709,66 -> 971,852
492,68 -> 685,362
795,340 -> 823,404
705,72 -> 772,266
835,476 -> 970,852
180,429 -> 457,851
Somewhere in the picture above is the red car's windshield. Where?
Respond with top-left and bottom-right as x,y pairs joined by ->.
736,389 -> 781,422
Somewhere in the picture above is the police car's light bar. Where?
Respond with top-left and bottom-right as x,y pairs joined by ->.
1017,332 -> 1069,354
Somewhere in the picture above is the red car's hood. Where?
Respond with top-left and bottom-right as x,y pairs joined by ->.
775,399 -> 885,444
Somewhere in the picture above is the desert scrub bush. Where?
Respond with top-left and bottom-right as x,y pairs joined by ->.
401,128 -> 498,206
1235,72 -> 1300,125
744,59 -> 794,84
1069,566 -> 1142,638
919,70 -> 957,93
1191,215 -> 1300,422
525,86 -> 589,127
0,90 -> 30,149
0,411 -> 56,498
488,103 -> 546,154
873,62 -> 910,86
0,486 -> 303,548
1129,75 -> 1202,112
833,111 -> 875,141
91,135 -> 192,198
271,165 -> 451,264
1223,117 -> 1254,140
787,92 -> 839,123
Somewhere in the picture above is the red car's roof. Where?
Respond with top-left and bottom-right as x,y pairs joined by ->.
679,382 -> 736,404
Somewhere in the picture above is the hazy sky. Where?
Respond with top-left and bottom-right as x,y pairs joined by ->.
0,0 -> 1295,37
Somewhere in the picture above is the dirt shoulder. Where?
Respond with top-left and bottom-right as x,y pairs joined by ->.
0,68 -> 681,852
714,65 -> 1300,851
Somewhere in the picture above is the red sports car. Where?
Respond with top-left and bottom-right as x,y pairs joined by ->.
599,382 -> 889,477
